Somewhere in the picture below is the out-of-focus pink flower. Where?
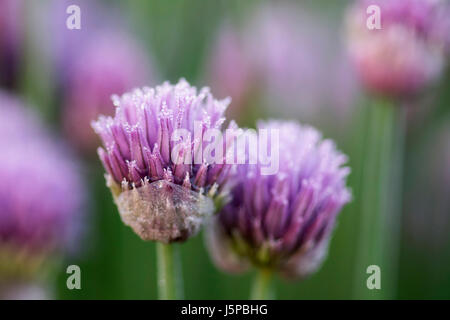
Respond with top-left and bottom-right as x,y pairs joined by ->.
0,91 -> 85,282
346,0 -> 448,98
406,124 -> 450,251
62,32 -> 153,153
206,4 -> 360,122
250,4 -> 360,116
29,0 -> 156,154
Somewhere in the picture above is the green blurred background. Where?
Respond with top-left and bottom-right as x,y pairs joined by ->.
8,0 -> 450,299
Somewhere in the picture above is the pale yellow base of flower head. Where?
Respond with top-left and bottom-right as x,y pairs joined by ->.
0,244 -> 52,284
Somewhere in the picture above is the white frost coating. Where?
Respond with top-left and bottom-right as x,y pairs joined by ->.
107,176 -> 214,243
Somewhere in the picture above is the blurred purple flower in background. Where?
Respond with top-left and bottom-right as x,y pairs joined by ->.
205,3 -> 360,123
0,0 -> 24,88
62,32 -> 153,154
206,121 -> 351,278
206,23 -> 252,119
434,4 -> 450,55
92,79 -> 237,243
245,4 -> 329,115
49,0 -> 105,71
28,0 -> 156,154
346,0 -> 449,98
0,91 -> 85,284
36,0 -> 156,154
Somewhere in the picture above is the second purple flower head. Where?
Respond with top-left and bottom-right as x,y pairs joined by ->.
207,121 -> 351,278
92,79 -> 238,243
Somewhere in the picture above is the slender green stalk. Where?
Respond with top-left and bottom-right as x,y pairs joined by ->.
250,268 -> 273,300
156,243 -> 183,300
354,98 -> 405,299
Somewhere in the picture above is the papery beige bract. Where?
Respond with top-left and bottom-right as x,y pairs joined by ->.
108,176 -> 214,243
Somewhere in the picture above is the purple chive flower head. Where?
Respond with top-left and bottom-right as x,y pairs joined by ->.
206,23 -> 252,118
347,0 -> 448,98
63,32 -> 153,154
92,79 -> 237,243
206,121 -> 351,278
406,124 -> 450,249
0,92 -> 84,281
206,3 -> 359,123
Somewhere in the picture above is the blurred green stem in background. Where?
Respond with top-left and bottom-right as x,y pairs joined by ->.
354,98 -> 405,299
156,243 -> 183,300
20,1 -> 56,121
250,268 -> 273,300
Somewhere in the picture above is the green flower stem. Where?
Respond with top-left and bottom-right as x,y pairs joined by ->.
20,2 -> 55,120
354,98 -> 405,299
156,243 -> 183,300
250,268 -> 273,300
